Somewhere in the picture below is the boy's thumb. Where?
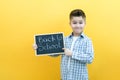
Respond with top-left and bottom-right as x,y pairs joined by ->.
62,48 -> 65,50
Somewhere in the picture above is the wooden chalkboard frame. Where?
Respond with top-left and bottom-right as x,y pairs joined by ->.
34,32 -> 65,56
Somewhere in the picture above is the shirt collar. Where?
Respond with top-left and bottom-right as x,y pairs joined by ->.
68,32 -> 85,38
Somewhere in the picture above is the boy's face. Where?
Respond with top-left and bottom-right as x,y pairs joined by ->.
70,16 -> 85,34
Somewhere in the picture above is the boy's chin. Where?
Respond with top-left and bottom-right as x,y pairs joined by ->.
74,31 -> 83,34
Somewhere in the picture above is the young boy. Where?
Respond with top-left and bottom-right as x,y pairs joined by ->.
33,9 -> 94,80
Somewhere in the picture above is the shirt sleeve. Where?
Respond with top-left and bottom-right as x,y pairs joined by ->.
72,39 -> 94,64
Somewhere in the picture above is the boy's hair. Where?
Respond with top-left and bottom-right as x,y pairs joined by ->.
69,9 -> 86,20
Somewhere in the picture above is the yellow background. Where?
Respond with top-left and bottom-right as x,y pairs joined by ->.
0,0 -> 120,80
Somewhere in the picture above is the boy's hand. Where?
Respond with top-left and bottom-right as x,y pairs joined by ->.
32,43 -> 38,50
62,48 -> 72,56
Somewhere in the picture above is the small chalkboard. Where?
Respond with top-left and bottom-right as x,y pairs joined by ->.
34,32 -> 64,56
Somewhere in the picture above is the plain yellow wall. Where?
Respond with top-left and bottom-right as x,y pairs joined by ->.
0,0 -> 120,80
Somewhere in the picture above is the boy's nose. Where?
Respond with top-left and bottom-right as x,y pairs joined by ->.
76,24 -> 80,27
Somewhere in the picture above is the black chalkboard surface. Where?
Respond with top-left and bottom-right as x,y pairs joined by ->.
34,32 -> 64,56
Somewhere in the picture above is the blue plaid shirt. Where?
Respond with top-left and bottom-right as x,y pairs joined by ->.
61,32 -> 94,80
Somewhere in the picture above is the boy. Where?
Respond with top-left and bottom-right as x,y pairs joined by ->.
33,9 -> 94,80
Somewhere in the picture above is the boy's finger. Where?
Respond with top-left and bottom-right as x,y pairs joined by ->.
62,48 -> 66,50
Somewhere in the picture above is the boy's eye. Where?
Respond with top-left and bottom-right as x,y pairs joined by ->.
79,22 -> 83,24
73,22 -> 77,24
72,21 -> 83,24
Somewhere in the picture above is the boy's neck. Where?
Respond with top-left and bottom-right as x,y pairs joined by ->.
73,32 -> 82,37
